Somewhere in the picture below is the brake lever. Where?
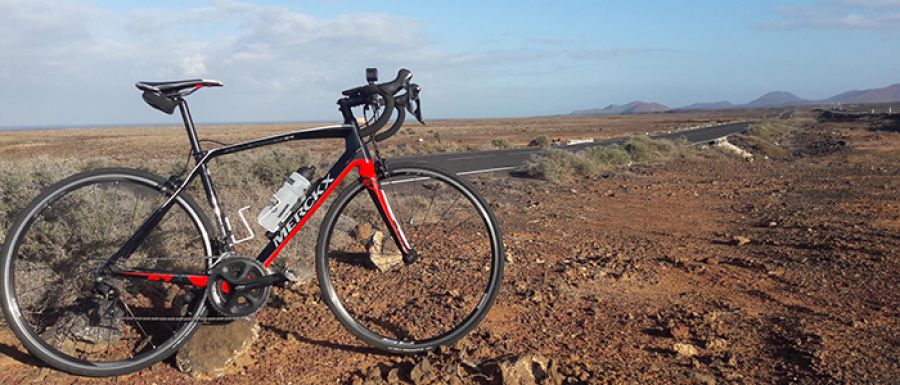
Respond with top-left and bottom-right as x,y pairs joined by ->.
406,84 -> 424,124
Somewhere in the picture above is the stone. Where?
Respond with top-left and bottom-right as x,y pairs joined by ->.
410,357 -> 435,384
731,235 -> 751,246
387,367 -> 401,383
669,324 -> 691,340
176,318 -> 259,380
687,371 -> 717,385
368,231 -> 403,272
705,338 -> 728,351
499,354 -> 550,385
355,222 -> 374,243
673,343 -> 700,357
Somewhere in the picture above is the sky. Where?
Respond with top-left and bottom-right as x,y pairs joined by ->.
1,0 -> 899,127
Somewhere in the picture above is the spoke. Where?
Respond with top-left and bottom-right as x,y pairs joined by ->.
419,209 -> 479,247
118,298 -> 156,351
411,179 -> 441,236
417,193 -> 464,246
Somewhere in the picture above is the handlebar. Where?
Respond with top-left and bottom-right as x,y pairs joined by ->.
338,68 -> 422,141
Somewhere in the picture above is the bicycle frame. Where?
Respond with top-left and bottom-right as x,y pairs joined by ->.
109,98 -> 413,287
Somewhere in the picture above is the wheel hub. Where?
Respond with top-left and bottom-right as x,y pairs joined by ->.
206,257 -> 270,317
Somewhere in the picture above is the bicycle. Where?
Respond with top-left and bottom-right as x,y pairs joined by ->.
0,68 -> 505,377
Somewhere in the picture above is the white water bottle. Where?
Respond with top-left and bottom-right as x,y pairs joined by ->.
257,166 -> 315,232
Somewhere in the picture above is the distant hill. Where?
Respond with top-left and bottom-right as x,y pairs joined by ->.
572,83 -> 900,116
679,101 -> 735,110
571,101 -> 670,116
745,91 -> 808,108
824,83 -> 900,104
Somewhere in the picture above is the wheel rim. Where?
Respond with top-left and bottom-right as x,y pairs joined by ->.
322,168 -> 502,347
2,173 -> 211,371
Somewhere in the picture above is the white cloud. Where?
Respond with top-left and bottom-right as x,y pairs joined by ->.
769,1 -> 900,30
182,54 -> 208,77
0,0 -> 673,126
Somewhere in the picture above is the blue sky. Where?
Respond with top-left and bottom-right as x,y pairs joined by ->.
1,0 -> 899,127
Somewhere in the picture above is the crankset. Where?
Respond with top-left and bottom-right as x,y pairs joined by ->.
206,257 -> 272,317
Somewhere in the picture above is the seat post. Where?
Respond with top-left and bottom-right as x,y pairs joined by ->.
177,99 -> 204,161
176,98 -> 235,252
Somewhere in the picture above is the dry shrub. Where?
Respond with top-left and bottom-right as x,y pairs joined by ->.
521,149 -> 599,183
737,120 -> 798,159
522,136 -> 696,183
490,138 -> 512,149
527,135 -> 551,148
581,145 -> 630,166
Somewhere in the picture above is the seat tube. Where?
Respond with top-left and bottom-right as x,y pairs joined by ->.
178,100 -> 234,251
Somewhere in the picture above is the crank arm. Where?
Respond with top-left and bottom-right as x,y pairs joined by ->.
230,273 -> 291,291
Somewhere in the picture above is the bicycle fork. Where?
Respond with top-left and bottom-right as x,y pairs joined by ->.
358,161 -> 417,264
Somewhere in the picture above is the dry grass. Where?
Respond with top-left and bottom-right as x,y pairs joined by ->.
731,120 -> 800,159
521,136 -> 697,183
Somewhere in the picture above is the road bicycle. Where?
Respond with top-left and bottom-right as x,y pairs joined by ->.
0,68 -> 505,376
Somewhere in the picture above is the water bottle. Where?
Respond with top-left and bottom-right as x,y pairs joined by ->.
257,166 -> 315,232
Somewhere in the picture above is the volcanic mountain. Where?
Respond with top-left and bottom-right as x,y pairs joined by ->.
571,101 -> 670,116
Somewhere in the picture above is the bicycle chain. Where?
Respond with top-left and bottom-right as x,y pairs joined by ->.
118,256 -> 287,322
122,315 -> 253,322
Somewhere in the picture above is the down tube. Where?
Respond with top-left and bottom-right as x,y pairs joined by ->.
256,155 -> 370,267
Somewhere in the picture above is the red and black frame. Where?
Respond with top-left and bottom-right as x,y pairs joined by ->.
105,96 -> 414,288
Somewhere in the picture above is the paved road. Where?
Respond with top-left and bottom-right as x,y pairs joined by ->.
394,121 -> 755,175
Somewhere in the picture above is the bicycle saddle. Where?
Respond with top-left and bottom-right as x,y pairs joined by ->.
135,79 -> 223,95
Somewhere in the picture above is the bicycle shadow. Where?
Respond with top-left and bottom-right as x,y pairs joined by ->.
0,342 -> 45,368
260,324 -> 391,356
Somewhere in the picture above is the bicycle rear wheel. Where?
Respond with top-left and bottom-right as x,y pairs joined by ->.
0,168 -> 213,376
316,162 -> 504,352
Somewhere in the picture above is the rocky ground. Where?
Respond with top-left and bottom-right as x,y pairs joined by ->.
0,115 -> 897,384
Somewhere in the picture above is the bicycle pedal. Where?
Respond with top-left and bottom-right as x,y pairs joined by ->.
281,270 -> 299,284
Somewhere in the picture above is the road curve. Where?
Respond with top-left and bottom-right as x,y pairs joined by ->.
392,121 -> 754,175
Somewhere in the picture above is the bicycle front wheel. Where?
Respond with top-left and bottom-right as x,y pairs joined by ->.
316,162 -> 504,352
0,168 -> 213,376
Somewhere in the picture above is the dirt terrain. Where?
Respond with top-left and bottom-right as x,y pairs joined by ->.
0,111 -> 759,161
0,112 -> 898,384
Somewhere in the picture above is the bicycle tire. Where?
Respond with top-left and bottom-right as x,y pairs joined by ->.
0,168 -> 213,377
316,162 -> 504,352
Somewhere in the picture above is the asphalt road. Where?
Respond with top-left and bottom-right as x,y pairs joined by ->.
394,121 -> 755,175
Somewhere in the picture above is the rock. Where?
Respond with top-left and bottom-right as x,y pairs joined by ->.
368,231 -> 403,272
669,324 -> 691,340
365,366 -> 383,382
387,367 -> 401,383
499,354 -> 550,385
730,236 -> 751,246
355,222 -> 373,243
176,318 -> 259,380
410,358 -> 435,384
40,298 -> 124,354
673,343 -> 699,357
705,338 -> 728,351
687,371 -> 716,385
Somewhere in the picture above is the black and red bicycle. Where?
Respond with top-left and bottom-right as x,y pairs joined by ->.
0,69 -> 504,376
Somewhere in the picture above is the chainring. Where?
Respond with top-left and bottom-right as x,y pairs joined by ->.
206,257 -> 271,317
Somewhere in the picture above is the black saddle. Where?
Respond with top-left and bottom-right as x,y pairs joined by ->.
135,79 -> 222,115
135,79 -> 223,94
